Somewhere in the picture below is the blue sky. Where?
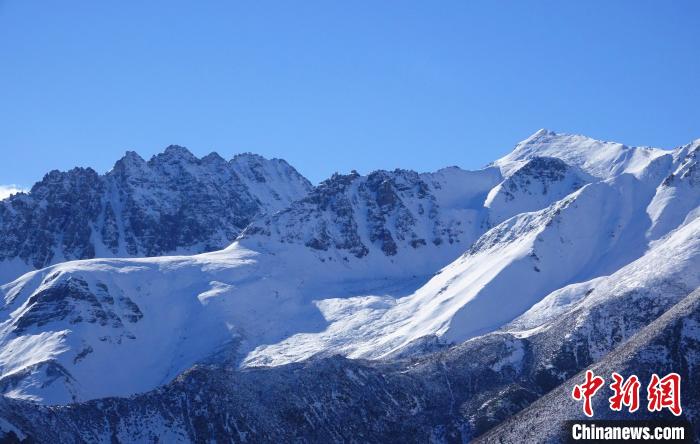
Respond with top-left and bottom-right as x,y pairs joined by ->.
1,1 -> 698,189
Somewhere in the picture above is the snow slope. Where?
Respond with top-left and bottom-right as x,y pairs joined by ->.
646,139 -> 700,240
1,241 -> 698,443
244,170 -> 686,365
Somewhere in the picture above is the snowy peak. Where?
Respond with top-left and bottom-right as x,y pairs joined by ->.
0,147 -> 313,284
162,144 -> 195,156
110,151 -> 148,178
155,144 -> 198,163
495,129 -> 670,179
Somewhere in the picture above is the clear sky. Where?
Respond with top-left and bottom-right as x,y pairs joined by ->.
1,1 -> 698,190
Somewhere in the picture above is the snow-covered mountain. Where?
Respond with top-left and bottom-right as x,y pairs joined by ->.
0,130 -> 698,442
0,146 -> 312,284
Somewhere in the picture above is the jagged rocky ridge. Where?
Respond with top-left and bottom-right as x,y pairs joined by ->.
0,146 -> 312,284
0,130 -> 699,442
241,166 -> 502,261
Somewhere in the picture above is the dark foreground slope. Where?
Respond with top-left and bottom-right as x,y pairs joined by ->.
476,287 -> 700,444
1,287 -> 698,443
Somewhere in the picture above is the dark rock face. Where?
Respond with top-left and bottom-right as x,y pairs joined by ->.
13,276 -> 113,333
485,156 -> 591,226
0,168 -> 104,270
501,156 -> 581,200
0,147 -> 312,280
242,169 -> 468,260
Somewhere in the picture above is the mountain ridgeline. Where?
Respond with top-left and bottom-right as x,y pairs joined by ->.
0,130 -> 699,443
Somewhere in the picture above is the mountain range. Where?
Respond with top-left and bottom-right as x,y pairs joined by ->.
0,129 -> 698,442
